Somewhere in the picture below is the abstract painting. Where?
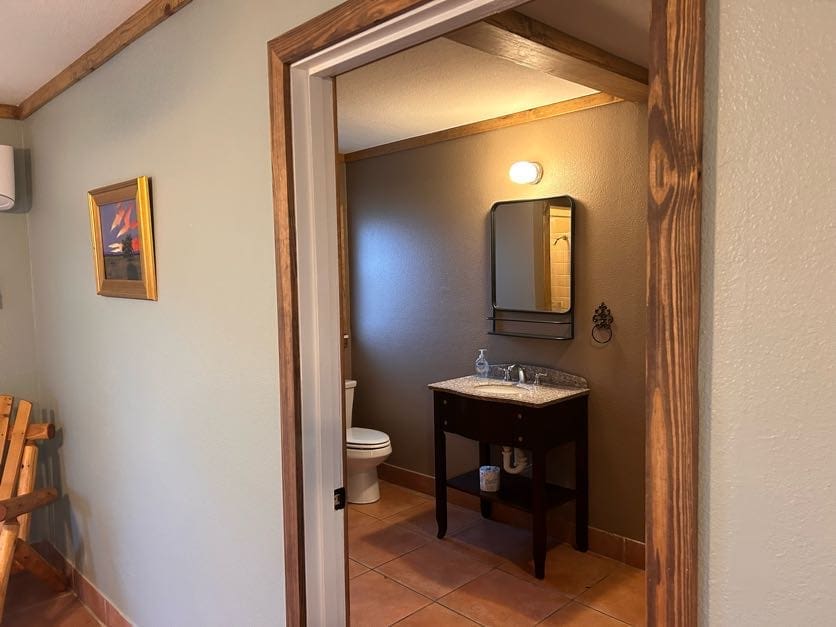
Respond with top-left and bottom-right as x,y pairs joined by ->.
88,177 -> 157,300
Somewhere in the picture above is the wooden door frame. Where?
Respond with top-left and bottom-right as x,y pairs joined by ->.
268,0 -> 704,623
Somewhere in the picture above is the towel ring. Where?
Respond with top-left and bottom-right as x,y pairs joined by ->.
592,302 -> 614,344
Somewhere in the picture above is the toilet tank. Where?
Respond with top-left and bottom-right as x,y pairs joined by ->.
344,380 -> 357,428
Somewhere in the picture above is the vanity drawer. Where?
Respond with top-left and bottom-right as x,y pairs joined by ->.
435,393 -> 481,440
497,405 -> 553,448
435,392 -> 531,445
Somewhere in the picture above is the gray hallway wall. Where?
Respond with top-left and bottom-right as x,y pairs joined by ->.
0,119 -> 37,404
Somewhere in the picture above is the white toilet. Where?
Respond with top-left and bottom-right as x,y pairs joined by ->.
345,379 -> 392,504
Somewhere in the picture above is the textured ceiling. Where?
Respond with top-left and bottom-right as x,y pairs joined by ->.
336,0 -> 650,153
0,0 -> 147,104
518,0 -> 650,66
336,38 -> 596,153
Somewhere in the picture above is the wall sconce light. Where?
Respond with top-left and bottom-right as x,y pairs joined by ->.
0,145 -> 14,211
509,160 -> 543,185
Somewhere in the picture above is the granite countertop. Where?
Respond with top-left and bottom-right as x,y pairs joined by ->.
428,368 -> 589,408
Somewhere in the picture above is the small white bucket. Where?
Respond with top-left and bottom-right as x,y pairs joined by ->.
479,465 -> 500,492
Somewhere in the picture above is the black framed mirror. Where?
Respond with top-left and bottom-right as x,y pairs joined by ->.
491,195 -> 575,313
489,196 -> 575,340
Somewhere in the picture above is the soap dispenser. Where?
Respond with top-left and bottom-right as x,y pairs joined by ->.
475,349 -> 489,378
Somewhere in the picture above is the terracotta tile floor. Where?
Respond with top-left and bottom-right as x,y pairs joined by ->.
349,481 -> 646,626
3,571 -> 99,626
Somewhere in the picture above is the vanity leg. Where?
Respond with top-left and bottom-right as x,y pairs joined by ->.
479,442 -> 492,518
532,447 -> 547,579
575,415 -> 589,552
434,424 -> 448,539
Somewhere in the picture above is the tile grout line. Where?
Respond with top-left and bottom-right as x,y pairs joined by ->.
353,484 -> 642,626
535,601 -> 632,626
364,534 -> 431,571
439,601 -> 490,627
571,568 -> 640,624
363,564 -> 435,626
434,564 -> 567,627
373,547 -> 498,604
363,516 -> 627,610
494,551 -> 621,601
386,597 -> 436,627
363,519 -> 498,623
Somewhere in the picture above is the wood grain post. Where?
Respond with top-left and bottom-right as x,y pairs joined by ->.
646,0 -> 704,625
16,444 -> 40,541
0,401 -> 32,501
0,521 -> 20,622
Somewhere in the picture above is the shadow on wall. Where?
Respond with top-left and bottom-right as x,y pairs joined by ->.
31,399 -> 140,613
5,148 -> 32,214
697,0 -> 721,618
30,410 -> 95,584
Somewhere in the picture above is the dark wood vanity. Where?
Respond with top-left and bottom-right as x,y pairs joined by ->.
430,373 -> 589,579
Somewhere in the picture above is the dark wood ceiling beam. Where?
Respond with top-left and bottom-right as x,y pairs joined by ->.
0,105 -> 21,120
446,10 -> 649,103
343,92 -> 621,162
16,0 -> 193,120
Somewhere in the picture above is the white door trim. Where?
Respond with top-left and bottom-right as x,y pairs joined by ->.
289,0 -> 528,622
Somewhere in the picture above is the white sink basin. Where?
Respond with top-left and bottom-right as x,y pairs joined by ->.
473,382 -> 524,396
429,373 -> 590,407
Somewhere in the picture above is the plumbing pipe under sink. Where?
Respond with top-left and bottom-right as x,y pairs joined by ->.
501,446 -> 529,474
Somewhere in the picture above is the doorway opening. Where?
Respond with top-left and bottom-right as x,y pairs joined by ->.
335,11 -> 648,622
268,0 -> 703,624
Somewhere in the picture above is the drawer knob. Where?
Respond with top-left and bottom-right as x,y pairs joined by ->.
517,436 -> 523,442
443,400 -> 447,405
443,420 -> 448,426
517,413 -> 523,419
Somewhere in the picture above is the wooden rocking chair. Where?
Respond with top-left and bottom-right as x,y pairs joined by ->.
0,395 -> 67,621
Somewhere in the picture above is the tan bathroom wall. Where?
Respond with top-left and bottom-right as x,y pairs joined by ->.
346,100 -> 647,541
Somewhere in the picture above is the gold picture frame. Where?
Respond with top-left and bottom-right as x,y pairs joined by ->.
88,176 -> 157,300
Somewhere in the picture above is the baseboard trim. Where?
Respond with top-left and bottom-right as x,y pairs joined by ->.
379,462 -> 645,570
33,542 -> 132,626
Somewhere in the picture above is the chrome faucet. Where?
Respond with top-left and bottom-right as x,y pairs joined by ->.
504,364 -> 525,383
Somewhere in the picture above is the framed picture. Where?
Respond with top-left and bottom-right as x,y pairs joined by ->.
88,176 -> 157,300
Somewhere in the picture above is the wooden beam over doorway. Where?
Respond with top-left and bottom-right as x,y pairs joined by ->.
16,0 -> 193,119
343,92 -> 621,162
446,10 -> 649,102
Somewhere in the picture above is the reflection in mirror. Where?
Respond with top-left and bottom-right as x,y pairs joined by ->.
492,196 -> 574,314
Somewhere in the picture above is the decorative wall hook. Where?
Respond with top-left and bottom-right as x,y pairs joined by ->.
592,302 -> 614,344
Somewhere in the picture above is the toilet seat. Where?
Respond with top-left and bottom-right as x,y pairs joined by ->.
346,427 -> 390,450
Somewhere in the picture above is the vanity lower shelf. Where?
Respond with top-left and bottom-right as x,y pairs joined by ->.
447,469 -> 575,513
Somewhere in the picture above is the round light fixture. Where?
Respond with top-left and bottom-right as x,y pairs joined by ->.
508,161 -> 543,185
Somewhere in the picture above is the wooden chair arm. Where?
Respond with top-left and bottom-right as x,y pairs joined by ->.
3,424 -> 56,442
0,488 -> 58,522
